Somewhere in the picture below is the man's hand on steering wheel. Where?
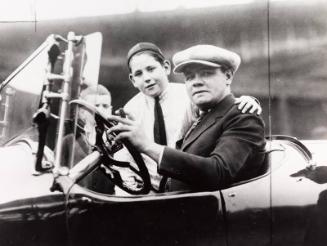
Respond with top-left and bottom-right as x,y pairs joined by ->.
106,112 -> 152,153
106,113 -> 165,166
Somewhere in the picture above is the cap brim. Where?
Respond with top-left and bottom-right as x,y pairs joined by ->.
173,60 -> 221,73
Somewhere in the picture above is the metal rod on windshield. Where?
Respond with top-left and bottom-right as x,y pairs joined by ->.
53,32 -> 76,172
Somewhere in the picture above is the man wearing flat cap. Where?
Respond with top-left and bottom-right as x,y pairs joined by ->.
110,44 -> 266,192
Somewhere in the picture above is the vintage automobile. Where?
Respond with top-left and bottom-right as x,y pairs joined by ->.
0,32 -> 327,246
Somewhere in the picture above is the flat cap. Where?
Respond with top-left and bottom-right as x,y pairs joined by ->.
127,42 -> 165,66
173,44 -> 241,74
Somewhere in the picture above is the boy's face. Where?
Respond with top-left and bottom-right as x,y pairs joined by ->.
84,94 -> 112,116
129,53 -> 170,98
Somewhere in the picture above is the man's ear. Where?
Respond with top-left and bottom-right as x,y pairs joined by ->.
225,71 -> 233,85
163,60 -> 171,75
129,74 -> 137,87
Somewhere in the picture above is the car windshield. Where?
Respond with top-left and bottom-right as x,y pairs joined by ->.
0,40 -> 49,146
0,33 -> 103,157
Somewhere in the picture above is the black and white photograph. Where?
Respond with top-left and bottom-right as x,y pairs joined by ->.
0,0 -> 327,245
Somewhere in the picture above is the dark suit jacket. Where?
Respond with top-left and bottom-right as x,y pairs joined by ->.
158,94 -> 266,192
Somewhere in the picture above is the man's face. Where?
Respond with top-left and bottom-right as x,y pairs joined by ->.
84,94 -> 112,116
183,65 -> 231,110
129,53 -> 170,98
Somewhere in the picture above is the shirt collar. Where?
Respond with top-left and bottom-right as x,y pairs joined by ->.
144,84 -> 169,104
195,94 -> 234,118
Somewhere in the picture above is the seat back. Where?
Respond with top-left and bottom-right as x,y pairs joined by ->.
256,150 -> 271,177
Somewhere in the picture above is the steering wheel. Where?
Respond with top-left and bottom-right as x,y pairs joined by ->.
70,99 -> 152,195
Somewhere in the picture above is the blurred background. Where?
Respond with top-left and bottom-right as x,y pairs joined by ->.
1,0 -> 327,139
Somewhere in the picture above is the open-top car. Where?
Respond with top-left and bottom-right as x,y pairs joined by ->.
0,32 -> 327,246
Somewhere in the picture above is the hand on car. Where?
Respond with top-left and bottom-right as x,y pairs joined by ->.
235,95 -> 262,115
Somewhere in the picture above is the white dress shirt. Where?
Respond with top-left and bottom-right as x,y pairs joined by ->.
114,83 -> 194,191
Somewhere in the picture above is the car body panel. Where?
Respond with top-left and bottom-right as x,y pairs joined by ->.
0,145 -> 67,246
66,189 -> 225,246
222,140 -> 327,246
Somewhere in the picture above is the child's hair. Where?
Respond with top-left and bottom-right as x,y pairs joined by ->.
80,84 -> 111,99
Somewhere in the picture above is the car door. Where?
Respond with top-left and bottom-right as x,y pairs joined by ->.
220,141 -> 285,246
220,159 -> 273,246
63,181 -> 226,246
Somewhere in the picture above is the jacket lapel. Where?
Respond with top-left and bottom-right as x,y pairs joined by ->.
181,94 -> 235,151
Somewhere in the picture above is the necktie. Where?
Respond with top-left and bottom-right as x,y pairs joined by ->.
153,97 -> 167,145
183,110 -> 207,141
153,97 -> 168,192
